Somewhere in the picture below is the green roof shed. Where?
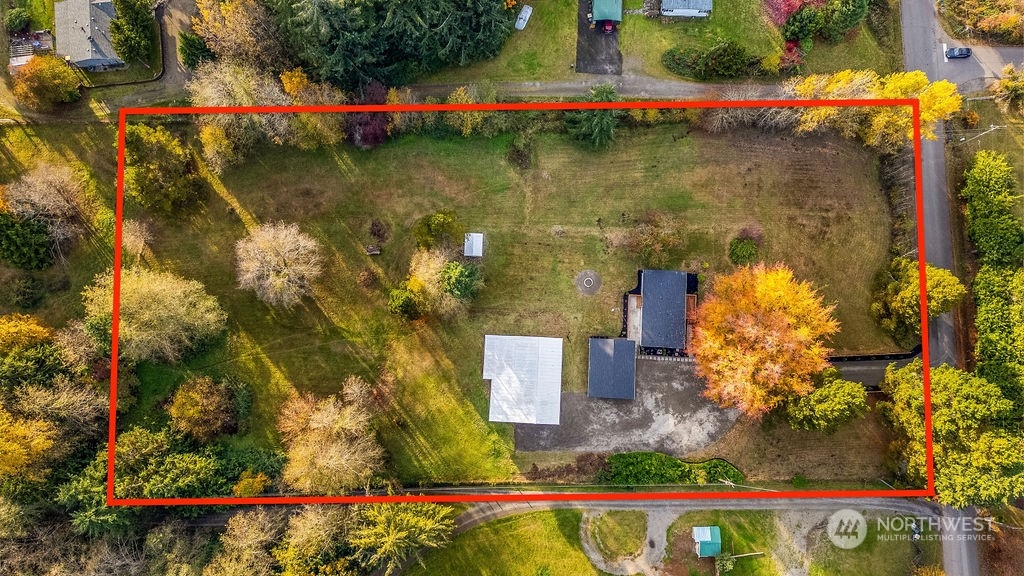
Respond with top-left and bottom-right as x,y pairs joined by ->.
692,526 -> 722,558
592,0 -> 622,22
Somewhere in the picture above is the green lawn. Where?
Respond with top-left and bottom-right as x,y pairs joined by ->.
808,512 -> 942,576
424,0 -> 578,82
666,510 -> 779,575
408,510 -> 606,576
120,118 -> 893,486
591,510 -> 647,560
619,0 -> 783,79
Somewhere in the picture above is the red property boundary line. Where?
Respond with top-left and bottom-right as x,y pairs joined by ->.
109,98 -> 934,506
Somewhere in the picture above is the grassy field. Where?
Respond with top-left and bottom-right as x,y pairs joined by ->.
665,510 -> 779,575
808,512 -> 942,575
689,396 -> 896,482
591,511 -> 647,560
0,123 -> 119,324
122,119 -> 892,485
407,510 -> 608,576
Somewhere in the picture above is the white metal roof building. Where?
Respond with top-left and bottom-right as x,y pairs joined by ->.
483,335 -> 563,425
464,232 -> 484,257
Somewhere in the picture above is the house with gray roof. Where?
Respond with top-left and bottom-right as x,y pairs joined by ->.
625,269 -> 699,352
54,0 -> 124,70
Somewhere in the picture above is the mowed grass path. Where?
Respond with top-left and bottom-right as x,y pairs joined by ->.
407,510 -> 606,576
138,122 -> 892,484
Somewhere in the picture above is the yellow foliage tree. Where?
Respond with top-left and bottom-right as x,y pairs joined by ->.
0,401 -> 56,480
0,313 -> 51,352
692,264 -> 840,417
789,69 -> 961,152
193,0 -> 282,68
444,86 -> 486,137
278,67 -> 347,149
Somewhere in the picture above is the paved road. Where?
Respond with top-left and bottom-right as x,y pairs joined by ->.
900,0 -> 1022,573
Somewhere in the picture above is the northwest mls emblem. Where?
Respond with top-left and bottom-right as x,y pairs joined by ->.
827,509 -> 867,549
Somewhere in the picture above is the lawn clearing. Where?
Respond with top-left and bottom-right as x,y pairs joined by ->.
688,396 -> 894,482
619,0 -> 782,79
423,0 -> 577,82
407,509 -> 606,576
0,123 -> 118,326
127,115 -> 894,487
807,511 -> 942,576
801,23 -> 900,75
665,510 -> 780,576
591,510 -> 648,560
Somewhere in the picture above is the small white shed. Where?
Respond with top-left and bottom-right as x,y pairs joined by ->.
464,232 -> 484,257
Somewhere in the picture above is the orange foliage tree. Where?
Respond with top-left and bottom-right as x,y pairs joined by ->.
691,263 -> 840,417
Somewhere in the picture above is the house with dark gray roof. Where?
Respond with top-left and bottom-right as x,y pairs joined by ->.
54,0 -> 124,70
587,338 -> 636,400
626,269 -> 699,352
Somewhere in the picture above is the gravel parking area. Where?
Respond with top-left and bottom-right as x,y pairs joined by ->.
515,358 -> 739,455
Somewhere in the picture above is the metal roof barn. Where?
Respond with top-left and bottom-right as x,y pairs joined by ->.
464,232 -> 484,257
483,335 -> 563,425
587,338 -> 636,400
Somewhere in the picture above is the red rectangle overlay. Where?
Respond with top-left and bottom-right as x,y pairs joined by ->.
109,98 -> 933,506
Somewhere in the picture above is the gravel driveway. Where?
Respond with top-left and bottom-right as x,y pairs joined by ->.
575,0 -> 623,75
515,358 -> 739,455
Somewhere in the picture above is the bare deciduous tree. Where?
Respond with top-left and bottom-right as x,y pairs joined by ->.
203,508 -> 285,576
15,376 -> 107,439
278,376 -> 383,495
3,164 -> 89,260
53,320 -> 100,374
83,268 -> 227,363
82,536 -> 145,576
236,222 -> 323,308
120,219 -> 151,262
274,505 -> 353,571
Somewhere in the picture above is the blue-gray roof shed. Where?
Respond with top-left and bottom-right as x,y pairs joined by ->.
587,338 -> 636,399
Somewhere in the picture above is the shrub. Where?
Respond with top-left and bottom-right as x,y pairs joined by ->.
783,7 -> 824,41
597,452 -> 743,485
178,31 -> 215,69
439,261 -> 482,301
662,42 -> 754,80
413,210 -> 464,249
961,110 -> 980,128
820,0 -> 869,41
728,237 -> 759,265
5,8 -> 30,32
167,376 -> 236,442
388,288 -> 420,319
5,274 -> 44,309
0,213 -> 54,270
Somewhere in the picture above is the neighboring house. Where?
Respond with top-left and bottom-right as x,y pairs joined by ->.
661,0 -> 712,17
54,0 -> 125,71
625,269 -> 699,353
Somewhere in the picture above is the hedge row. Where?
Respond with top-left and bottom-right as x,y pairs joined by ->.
597,452 -> 744,485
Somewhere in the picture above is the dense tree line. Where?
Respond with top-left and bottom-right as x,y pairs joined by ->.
271,0 -> 513,89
